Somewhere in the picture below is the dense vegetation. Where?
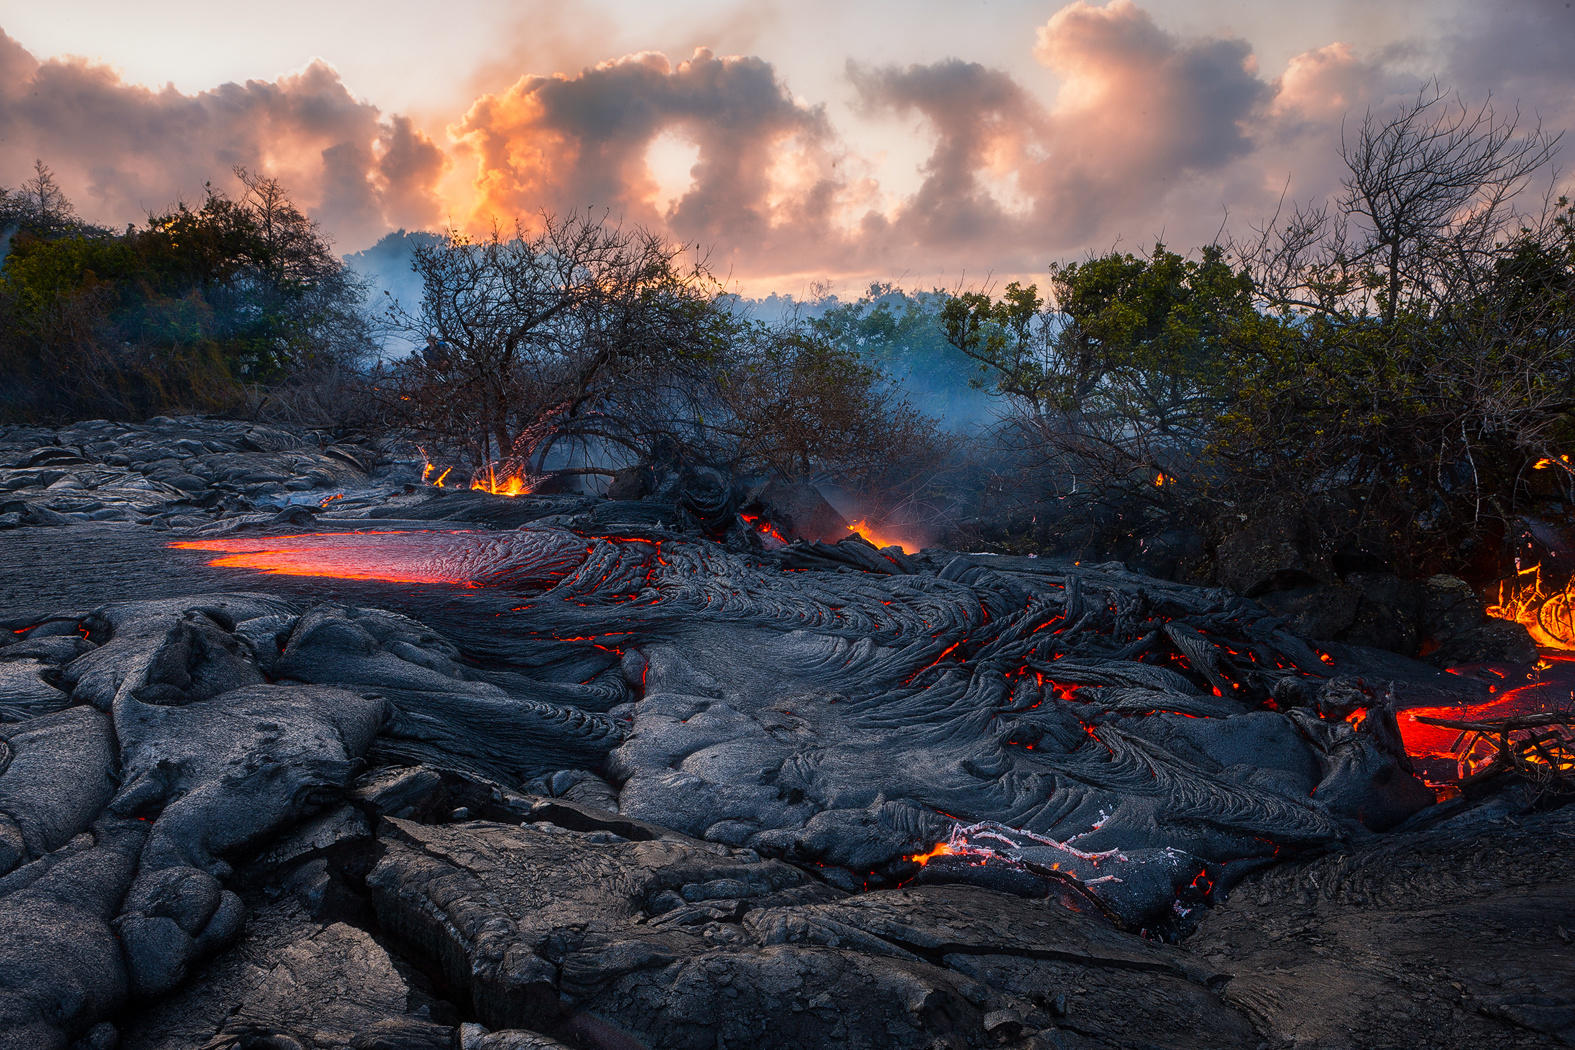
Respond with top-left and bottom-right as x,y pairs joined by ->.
0,164 -> 372,422
943,85 -> 1575,579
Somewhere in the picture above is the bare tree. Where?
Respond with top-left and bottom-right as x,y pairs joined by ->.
1340,81 -> 1560,325
1245,81 -> 1561,324
0,160 -> 84,241
386,213 -> 728,478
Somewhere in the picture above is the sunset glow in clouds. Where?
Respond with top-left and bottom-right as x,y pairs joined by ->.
1,0 -> 1571,293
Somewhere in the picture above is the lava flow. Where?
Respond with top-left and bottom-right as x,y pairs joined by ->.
169,532 -> 486,584
1397,654 -> 1575,787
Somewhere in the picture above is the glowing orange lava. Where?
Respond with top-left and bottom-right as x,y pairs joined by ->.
170,532 -> 483,585
906,842 -> 958,865
1485,564 -> 1575,650
847,519 -> 917,554
1396,654 -> 1575,786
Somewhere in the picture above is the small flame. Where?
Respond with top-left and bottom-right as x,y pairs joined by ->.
469,463 -> 535,497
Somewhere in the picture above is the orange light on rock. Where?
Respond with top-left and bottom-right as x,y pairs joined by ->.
847,519 -> 916,554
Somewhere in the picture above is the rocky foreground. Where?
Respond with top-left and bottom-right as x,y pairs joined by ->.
0,419 -> 1571,1050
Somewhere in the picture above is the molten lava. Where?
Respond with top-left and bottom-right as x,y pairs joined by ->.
170,532 -> 486,585
1396,654 -> 1575,786
471,464 -> 534,497
1485,564 -> 1575,650
906,841 -> 959,866
847,519 -> 917,554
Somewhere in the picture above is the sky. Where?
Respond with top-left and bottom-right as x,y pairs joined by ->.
1,0 -> 1572,296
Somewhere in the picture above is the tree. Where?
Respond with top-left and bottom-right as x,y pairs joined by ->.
137,168 -> 371,381
806,285 -> 994,426
1221,85 -> 1572,570
386,213 -> 730,478
709,322 -> 952,495
940,246 -> 1258,548
1341,82 -> 1559,326
0,160 -> 82,240
0,168 -> 371,422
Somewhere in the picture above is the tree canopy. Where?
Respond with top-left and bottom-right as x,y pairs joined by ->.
942,85 -> 1574,577
0,166 -> 370,422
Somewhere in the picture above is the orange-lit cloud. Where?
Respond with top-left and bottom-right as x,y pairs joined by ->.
0,30 -> 445,248
849,0 -> 1270,268
3,0 -> 1573,290
450,47 -> 854,276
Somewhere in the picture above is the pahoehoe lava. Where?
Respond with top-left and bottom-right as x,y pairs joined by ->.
0,419 -> 1570,1050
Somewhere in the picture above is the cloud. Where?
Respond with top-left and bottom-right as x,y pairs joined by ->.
848,59 -> 1039,250
1443,0 -> 1575,169
451,46 -> 852,275
6,2 -> 1571,290
0,29 -> 446,249
850,0 -> 1270,264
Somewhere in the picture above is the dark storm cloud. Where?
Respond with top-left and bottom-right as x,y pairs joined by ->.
0,29 -> 446,248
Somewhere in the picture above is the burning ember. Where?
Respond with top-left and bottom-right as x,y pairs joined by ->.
847,518 -> 917,554
469,463 -> 535,497
419,448 -> 535,497
419,456 -> 454,488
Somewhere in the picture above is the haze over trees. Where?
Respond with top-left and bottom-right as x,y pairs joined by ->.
380,215 -> 951,500
942,83 -> 1574,578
